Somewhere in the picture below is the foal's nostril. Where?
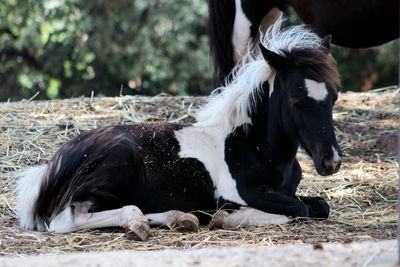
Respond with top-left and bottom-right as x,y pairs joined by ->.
331,160 -> 339,170
323,158 -> 341,173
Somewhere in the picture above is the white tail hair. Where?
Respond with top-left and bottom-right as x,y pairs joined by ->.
15,164 -> 48,230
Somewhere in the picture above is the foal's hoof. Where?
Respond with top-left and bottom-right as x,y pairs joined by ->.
299,196 -> 330,220
177,213 -> 199,232
125,222 -> 150,241
121,205 -> 150,241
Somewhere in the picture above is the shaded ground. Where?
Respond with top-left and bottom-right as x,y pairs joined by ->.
0,240 -> 396,267
0,90 -> 398,256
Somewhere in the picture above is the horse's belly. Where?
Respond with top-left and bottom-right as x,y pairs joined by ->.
123,122 -> 218,213
132,156 -> 216,214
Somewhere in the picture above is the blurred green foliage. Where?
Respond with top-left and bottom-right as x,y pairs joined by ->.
0,0 -> 211,100
0,1 -> 398,101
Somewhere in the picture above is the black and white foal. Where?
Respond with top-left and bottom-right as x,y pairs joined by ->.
16,21 -> 342,240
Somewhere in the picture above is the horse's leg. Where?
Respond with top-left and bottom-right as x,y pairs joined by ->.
145,210 -> 199,232
232,0 -> 252,63
49,203 -> 150,240
210,207 -> 290,229
233,1 -> 282,63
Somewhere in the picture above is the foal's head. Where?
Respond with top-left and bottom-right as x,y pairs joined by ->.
260,36 -> 342,176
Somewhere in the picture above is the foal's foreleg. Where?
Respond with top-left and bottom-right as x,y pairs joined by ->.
49,204 -> 150,240
245,188 -> 311,218
298,196 -> 330,219
245,188 -> 330,220
145,210 -> 199,232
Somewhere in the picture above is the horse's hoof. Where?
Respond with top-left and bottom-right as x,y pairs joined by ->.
177,213 -> 199,232
122,221 -> 150,241
121,205 -> 150,241
129,222 -> 150,241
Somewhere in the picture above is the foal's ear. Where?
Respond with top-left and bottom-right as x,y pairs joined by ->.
259,44 -> 287,71
320,35 -> 332,53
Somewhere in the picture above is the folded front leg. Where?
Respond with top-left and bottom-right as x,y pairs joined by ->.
298,196 -> 330,219
244,187 -> 310,219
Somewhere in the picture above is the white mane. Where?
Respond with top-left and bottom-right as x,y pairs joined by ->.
195,18 -> 322,136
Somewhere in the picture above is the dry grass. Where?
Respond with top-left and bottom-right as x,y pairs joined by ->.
0,89 -> 398,256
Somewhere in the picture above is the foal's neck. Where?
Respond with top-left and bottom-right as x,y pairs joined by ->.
249,91 -> 298,164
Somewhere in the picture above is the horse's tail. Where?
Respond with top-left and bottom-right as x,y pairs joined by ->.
16,164 -> 49,230
16,142 -> 84,231
208,0 -> 236,87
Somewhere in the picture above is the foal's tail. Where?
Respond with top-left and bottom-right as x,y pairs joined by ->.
208,0 -> 236,87
15,164 -> 49,230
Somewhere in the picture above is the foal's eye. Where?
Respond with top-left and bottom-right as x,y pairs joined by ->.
290,98 -> 304,109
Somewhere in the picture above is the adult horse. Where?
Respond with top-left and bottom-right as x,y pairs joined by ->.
16,20 -> 342,240
209,0 -> 399,86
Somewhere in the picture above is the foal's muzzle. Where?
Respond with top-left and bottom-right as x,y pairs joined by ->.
314,145 -> 342,176
321,156 -> 341,175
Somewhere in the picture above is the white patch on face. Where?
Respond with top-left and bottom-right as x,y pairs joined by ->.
331,146 -> 341,162
175,126 -> 247,206
232,0 -> 252,62
305,79 -> 328,101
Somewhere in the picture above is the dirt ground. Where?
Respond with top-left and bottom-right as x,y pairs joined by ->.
0,89 -> 398,256
0,240 -> 397,266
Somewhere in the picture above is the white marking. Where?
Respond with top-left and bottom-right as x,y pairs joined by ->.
331,146 -> 341,162
49,204 -> 149,234
146,210 -> 198,229
48,205 -> 76,232
220,207 -> 290,228
268,72 -> 276,97
16,164 -> 48,230
175,126 -> 246,205
232,0 -> 252,63
305,79 -> 328,101
146,211 -> 181,226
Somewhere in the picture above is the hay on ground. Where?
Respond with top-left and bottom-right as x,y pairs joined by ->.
0,89 -> 398,256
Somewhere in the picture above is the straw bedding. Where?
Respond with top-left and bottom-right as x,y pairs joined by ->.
0,89 -> 398,256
